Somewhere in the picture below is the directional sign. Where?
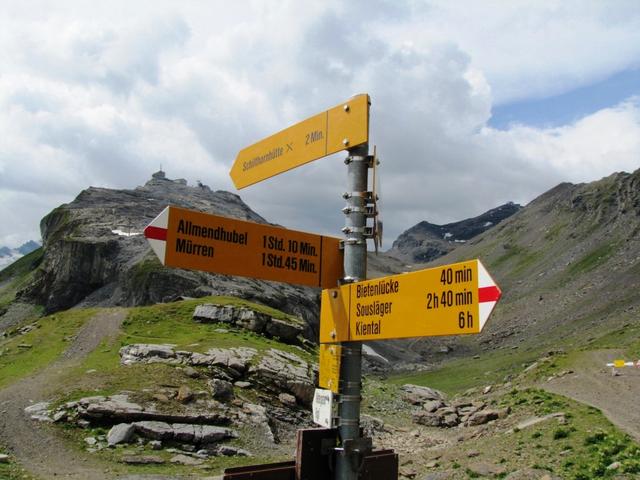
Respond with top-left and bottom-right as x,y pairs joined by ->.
144,206 -> 343,289
319,259 -> 501,343
607,360 -> 638,368
230,94 -> 370,189
318,344 -> 341,394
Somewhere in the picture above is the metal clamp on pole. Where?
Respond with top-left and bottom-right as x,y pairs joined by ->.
341,206 -> 367,215
342,226 -> 366,234
342,238 -> 365,246
344,155 -> 368,164
342,191 -> 369,200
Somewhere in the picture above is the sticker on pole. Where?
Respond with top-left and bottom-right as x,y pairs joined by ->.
312,388 -> 335,428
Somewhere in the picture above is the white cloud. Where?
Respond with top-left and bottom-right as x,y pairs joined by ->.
0,1 -> 639,250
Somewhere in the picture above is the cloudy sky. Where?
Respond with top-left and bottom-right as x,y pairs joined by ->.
1,1 -> 639,250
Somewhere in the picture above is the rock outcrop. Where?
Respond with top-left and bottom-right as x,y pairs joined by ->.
11,172 -> 319,336
193,304 -> 305,345
401,384 -> 510,428
119,343 -> 316,406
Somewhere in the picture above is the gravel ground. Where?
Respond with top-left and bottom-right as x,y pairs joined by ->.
543,349 -> 640,441
0,308 -> 126,479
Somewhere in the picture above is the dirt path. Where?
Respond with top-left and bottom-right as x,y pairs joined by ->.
543,349 -> 640,441
0,308 -> 126,479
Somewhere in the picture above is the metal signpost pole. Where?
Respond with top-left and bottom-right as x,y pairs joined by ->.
336,142 -> 369,480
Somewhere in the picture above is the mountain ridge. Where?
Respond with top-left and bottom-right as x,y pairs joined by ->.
387,202 -> 522,264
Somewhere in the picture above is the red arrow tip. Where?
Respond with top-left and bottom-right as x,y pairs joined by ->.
479,285 -> 501,303
144,226 -> 167,241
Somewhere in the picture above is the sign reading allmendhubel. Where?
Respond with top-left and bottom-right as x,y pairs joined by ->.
144,206 -> 343,289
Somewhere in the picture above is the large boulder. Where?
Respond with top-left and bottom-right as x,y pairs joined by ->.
107,423 -> 136,446
401,384 -> 444,405
249,349 -> 316,406
193,304 -> 304,344
120,344 -> 178,365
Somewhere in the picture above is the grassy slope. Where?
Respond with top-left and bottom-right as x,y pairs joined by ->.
1,296 -> 316,476
59,296 -> 314,401
0,308 -> 98,388
0,248 -> 43,310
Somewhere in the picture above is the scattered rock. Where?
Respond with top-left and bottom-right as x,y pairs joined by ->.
0,454 -> 9,463
149,440 -> 163,450
170,454 -> 204,466
466,410 -> 500,426
107,423 -> 135,446
467,462 -> 506,477
24,402 -> 52,422
607,461 -> 621,471
361,414 -> 385,437
183,366 -> 200,378
134,421 -> 174,441
120,344 -> 178,365
177,385 -> 194,404
264,318 -> 304,343
133,421 -> 235,444
84,437 -> 97,446
52,411 -> 67,422
482,385 -> 492,394
152,393 -> 170,403
401,385 -> 444,405
235,381 -> 252,388
278,393 -> 297,407
412,411 -> 441,427
193,304 -> 304,344
249,349 -> 316,406
422,400 -> 444,413
216,445 -> 251,457
69,393 -> 230,426
505,468 -> 562,479
120,455 -> 165,465
420,471 -> 454,479
209,379 -> 234,400
514,412 -> 565,431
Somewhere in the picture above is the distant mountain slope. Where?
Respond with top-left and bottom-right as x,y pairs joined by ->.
408,169 -> 640,360
0,241 -> 41,269
0,172 -> 319,335
387,202 -> 521,263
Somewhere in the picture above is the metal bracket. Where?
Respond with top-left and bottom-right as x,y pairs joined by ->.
338,394 -> 362,403
342,226 -> 366,234
342,191 -> 369,200
339,437 -> 373,473
340,275 -> 360,284
342,206 -> 367,215
344,155 -> 368,165
342,238 -> 365,246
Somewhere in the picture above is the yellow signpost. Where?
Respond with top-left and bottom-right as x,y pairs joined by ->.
230,94 -> 370,189
320,259 -> 501,343
144,206 -> 343,289
318,344 -> 342,394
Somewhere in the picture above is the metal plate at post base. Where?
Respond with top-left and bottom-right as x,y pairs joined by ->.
223,461 -> 295,480
295,428 -> 398,480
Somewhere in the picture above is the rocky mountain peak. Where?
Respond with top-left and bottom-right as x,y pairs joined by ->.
15,172 -> 318,328
388,202 -> 522,264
